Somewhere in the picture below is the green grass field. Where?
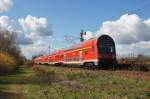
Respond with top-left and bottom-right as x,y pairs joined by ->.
0,65 -> 150,99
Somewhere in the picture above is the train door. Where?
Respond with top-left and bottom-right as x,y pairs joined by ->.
64,54 -> 66,62
79,51 -> 82,61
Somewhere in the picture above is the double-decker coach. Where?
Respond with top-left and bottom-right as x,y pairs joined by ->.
33,35 -> 116,69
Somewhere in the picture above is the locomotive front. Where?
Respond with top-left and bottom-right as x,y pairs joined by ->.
97,35 -> 116,68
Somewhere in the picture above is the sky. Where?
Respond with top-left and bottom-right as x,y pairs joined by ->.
0,0 -> 150,59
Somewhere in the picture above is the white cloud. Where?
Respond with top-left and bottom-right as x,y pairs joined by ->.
0,15 -> 53,58
18,15 -> 53,58
15,31 -> 33,45
91,14 -> 150,56
0,16 -> 33,45
116,41 -> 150,57
83,31 -> 93,40
0,0 -> 13,13
97,14 -> 150,44
21,40 -> 51,59
0,16 -> 15,32
18,15 -> 53,37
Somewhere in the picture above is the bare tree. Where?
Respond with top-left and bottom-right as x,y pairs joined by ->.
0,31 -> 26,65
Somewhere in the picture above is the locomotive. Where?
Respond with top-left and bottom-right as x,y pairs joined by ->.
33,35 -> 116,69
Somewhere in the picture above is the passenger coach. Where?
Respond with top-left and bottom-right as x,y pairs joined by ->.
33,35 -> 116,69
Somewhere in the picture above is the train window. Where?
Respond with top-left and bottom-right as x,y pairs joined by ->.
110,47 -> 113,53
76,57 -> 78,61
73,58 -> 75,61
64,55 -> 66,61
76,57 -> 79,61
92,46 -> 95,53
99,45 -> 113,53
72,58 -> 74,61
84,49 -> 88,55
74,57 -> 76,61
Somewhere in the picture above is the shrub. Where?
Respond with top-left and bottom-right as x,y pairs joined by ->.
33,66 -> 56,83
132,65 -> 150,72
0,52 -> 17,73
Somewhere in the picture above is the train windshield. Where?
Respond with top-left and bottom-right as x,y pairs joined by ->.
99,45 -> 113,53
97,35 -> 115,54
97,35 -> 116,66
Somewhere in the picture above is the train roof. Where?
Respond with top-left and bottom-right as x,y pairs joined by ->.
62,35 -> 104,51
48,36 -> 98,55
46,34 -> 113,56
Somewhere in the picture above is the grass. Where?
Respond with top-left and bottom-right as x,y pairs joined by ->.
0,65 -> 150,99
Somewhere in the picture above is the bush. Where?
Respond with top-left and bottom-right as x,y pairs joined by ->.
131,64 -> 150,72
0,52 -> 17,73
33,66 -> 56,83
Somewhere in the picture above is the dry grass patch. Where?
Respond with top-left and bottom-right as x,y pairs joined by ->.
0,52 -> 17,73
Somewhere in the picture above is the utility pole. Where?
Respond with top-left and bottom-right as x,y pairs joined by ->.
80,29 -> 86,42
63,29 -> 87,44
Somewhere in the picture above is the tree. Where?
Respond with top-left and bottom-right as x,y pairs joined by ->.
0,31 -> 26,65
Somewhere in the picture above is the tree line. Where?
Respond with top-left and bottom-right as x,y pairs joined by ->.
0,31 -> 26,73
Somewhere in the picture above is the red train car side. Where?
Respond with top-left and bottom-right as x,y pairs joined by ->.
33,35 -> 116,68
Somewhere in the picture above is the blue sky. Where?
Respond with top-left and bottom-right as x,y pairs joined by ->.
0,0 -> 150,58
4,0 -> 150,45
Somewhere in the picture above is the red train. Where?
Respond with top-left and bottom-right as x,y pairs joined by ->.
33,35 -> 116,69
